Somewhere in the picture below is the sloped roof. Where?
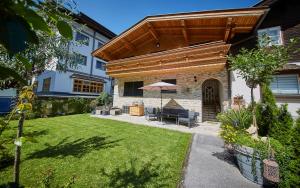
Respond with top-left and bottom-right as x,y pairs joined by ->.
92,7 -> 268,61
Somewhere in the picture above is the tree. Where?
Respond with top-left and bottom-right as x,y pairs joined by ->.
0,0 -> 74,84
0,1 -> 80,186
229,36 -> 297,133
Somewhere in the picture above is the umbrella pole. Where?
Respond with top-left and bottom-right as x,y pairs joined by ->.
160,87 -> 163,123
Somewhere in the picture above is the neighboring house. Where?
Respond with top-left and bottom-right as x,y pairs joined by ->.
0,89 -> 17,114
35,12 -> 116,99
93,7 -> 269,122
231,0 -> 300,117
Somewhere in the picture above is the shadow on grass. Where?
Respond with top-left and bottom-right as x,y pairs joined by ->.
27,136 -> 122,159
100,158 -> 171,188
23,130 -> 49,137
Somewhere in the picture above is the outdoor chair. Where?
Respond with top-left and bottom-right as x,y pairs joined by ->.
178,111 -> 198,128
145,107 -> 158,121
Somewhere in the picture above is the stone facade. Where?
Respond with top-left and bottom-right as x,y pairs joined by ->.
113,69 -> 229,122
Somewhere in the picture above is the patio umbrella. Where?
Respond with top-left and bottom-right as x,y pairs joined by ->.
139,82 -> 178,114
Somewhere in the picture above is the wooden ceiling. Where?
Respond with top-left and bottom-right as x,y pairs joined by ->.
106,41 -> 230,78
93,7 -> 268,61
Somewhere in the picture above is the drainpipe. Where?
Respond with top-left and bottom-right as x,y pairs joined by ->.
227,64 -> 232,109
90,31 -> 96,76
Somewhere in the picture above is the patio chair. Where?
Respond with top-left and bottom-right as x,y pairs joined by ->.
145,107 -> 158,121
178,111 -> 198,128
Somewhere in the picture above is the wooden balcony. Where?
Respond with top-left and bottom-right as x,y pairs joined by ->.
106,41 -> 230,77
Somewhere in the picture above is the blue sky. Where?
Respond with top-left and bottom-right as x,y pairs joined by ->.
75,0 -> 261,35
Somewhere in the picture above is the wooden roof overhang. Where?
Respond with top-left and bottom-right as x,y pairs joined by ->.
92,7 -> 268,61
106,41 -> 230,78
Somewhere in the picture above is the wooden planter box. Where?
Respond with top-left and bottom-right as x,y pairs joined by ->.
129,106 -> 144,116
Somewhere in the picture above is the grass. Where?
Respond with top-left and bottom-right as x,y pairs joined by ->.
0,114 -> 191,187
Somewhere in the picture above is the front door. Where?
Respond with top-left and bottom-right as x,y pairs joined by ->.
203,79 -> 219,105
202,79 -> 220,121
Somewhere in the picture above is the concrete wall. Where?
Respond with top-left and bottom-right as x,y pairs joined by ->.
113,70 -> 229,122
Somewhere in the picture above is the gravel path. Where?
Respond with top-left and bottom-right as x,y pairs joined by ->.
183,134 -> 261,188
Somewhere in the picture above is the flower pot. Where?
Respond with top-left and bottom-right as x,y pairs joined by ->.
234,145 -> 263,185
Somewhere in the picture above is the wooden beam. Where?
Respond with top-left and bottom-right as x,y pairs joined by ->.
109,62 -> 226,77
108,57 -> 227,74
224,17 -> 233,42
181,20 -> 189,45
147,22 -> 159,42
154,25 -> 252,30
121,38 -> 136,51
101,51 -> 112,60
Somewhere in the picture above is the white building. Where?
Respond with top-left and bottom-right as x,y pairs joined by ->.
35,12 -> 116,98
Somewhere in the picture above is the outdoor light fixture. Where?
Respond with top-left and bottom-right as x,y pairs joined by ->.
156,42 -> 160,48
194,76 -> 197,82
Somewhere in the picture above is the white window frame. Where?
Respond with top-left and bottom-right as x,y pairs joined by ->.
257,26 -> 283,46
271,74 -> 299,95
75,31 -> 90,46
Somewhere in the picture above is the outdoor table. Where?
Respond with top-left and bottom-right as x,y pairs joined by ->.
160,113 -> 179,125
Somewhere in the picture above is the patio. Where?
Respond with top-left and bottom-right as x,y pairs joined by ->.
91,114 -> 220,136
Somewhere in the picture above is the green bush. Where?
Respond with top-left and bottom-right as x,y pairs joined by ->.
96,92 -> 112,107
7,97 -> 93,120
67,98 -> 92,114
256,84 -> 278,136
286,110 -> 300,187
269,104 -> 293,145
217,108 -> 252,129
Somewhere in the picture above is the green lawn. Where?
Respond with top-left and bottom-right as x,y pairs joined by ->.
0,114 -> 191,187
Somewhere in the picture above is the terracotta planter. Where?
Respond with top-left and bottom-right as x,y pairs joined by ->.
234,145 -> 263,185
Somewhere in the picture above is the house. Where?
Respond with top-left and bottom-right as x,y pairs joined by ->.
93,7 -> 269,122
35,12 -> 116,99
231,0 -> 300,117
93,0 -> 300,121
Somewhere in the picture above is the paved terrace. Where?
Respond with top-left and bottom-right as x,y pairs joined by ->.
91,114 -> 260,188
91,114 -> 220,136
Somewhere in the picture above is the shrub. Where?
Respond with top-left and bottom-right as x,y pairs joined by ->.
269,104 -> 293,145
96,92 -> 112,107
217,108 -> 252,129
219,124 -> 238,144
67,98 -> 91,114
256,84 -> 278,136
286,110 -> 300,187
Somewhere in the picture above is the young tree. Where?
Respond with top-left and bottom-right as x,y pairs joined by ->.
0,1 -> 80,186
229,36 -> 297,134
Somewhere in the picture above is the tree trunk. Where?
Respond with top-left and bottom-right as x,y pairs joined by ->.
13,112 -> 25,187
250,86 -> 258,137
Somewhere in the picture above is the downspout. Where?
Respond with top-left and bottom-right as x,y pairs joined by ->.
90,31 -> 96,76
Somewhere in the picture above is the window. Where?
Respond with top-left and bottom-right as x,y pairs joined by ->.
258,26 -> 282,46
161,79 -> 177,94
42,78 -> 51,92
96,60 -> 105,70
123,81 -> 143,96
98,41 -> 103,48
75,32 -> 89,46
74,53 -> 87,66
73,79 -> 103,93
270,75 -> 299,94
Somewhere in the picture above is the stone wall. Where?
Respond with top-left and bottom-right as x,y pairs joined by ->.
112,69 -> 229,122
